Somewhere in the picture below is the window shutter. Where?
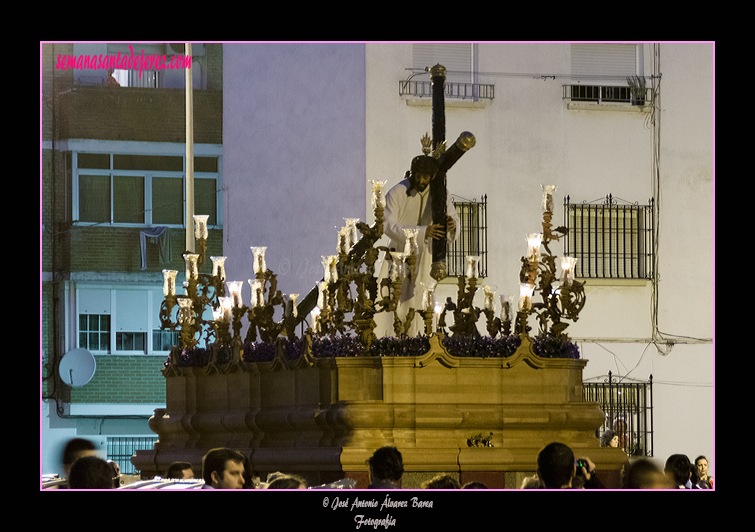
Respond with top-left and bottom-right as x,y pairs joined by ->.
115,290 -> 148,332
413,43 -> 472,84
79,288 -> 111,315
571,43 -> 637,83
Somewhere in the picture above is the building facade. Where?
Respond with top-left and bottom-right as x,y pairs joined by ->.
41,43 -> 223,476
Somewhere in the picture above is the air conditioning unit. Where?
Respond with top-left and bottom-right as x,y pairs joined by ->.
166,43 -> 205,56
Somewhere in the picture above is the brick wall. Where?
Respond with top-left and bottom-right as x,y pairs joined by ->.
71,355 -> 166,403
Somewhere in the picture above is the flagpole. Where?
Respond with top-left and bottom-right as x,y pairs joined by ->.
185,42 -> 195,253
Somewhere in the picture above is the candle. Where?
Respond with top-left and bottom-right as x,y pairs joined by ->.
227,281 -> 243,308
162,269 -> 178,297
465,255 -> 481,279
248,279 -> 264,308
518,283 -> 535,312
560,256 -> 578,286
193,214 -> 209,240
371,180 -> 387,209
210,256 -> 227,282
184,253 -> 199,280
541,185 -> 557,214
403,228 -> 419,256
251,247 -> 267,275
526,234 -> 542,262
434,303 -> 443,330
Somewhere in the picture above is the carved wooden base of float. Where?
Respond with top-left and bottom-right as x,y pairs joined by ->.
132,334 -> 627,488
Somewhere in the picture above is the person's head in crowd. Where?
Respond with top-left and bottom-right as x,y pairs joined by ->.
68,456 -> 114,489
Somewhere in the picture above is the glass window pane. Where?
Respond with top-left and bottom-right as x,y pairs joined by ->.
113,175 -> 144,224
79,175 -> 110,223
114,154 -> 183,172
194,157 -> 218,173
78,153 -> 110,170
152,177 -> 183,225
194,179 -> 217,226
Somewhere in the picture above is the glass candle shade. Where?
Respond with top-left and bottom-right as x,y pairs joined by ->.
227,281 -> 244,308
541,185 -> 557,214
560,256 -> 578,286
218,296 -> 234,323
419,280 -> 437,312
389,252 -> 406,282
251,247 -> 267,276
403,228 -> 419,256
193,214 -> 209,240
311,307 -> 322,334
162,269 -> 178,297
518,283 -> 536,312
483,285 -> 497,312
465,255 -> 481,279
371,180 -> 387,209
317,281 -> 328,310
184,253 -> 199,280
248,279 -> 264,308
526,234 -> 542,262
289,293 -> 299,318
177,297 -> 194,326
344,218 -> 359,248
210,256 -> 227,282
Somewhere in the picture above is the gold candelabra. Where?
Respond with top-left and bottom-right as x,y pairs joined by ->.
160,185 -> 586,364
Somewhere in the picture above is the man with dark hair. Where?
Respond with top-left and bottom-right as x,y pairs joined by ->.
537,442 -> 576,489
367,446 -> 404,489
664,454 -> 692,488
68,456 -> 114,489
165,461 -> 194,479
201,448 -> 246,489
61,438 -> 97,478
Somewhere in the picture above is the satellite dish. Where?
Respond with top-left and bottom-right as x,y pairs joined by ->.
58,348 -> 96,387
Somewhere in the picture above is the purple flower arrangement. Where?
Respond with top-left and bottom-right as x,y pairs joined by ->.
167,333 -> 578,368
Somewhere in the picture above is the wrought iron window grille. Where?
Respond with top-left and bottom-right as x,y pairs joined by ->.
583,372 -> 654,457
564,195 -> 655,280
446,195 -> 488,278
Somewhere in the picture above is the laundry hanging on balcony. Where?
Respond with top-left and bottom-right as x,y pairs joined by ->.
139,226 -> 171,270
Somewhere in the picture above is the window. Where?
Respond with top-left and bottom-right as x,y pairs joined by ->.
583,373 -> 654,457
564,195 -> 655,280
564,43 -> 648,106
402,43 -> 494,102
79,314 -> 111,352
76,286 -> 211,355
74,151 -> 219,228
446,195 -> 488,278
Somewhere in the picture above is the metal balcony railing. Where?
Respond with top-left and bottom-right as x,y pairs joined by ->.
400,80 -> 494,101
